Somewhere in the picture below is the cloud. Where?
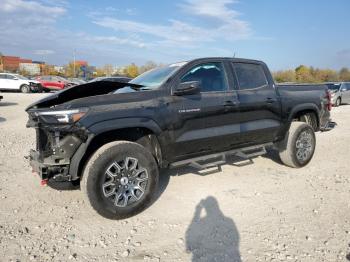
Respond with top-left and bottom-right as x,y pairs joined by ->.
1,0 -> 65,19
0,0 -> 253,66
34,49 -> 55,55
93,0 -> 252,49
180,0 -> 240,22
87,36 -> 147,49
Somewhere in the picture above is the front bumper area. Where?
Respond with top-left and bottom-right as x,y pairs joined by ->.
28,129 -> 84,181
29,149 -> 69,180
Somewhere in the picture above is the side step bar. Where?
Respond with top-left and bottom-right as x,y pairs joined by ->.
321,121 -> 337,132
170,143 -> 272,170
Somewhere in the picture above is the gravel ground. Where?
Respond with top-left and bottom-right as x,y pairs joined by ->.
0,93 -> 349,262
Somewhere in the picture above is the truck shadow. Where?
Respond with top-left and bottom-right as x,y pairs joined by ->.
185,196 -> 241,262
262,148 -> 283,165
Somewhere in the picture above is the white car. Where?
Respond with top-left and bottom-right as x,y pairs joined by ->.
0,73 -> 42,93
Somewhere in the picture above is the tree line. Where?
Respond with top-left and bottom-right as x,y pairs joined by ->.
273,65 -> 350,83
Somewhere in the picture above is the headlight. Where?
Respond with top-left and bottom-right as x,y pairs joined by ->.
35,108 -> 88,124
331,93 -> 336,97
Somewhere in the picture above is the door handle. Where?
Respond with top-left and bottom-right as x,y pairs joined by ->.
266,98 -> 277,104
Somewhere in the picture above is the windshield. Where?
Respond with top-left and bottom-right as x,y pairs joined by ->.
129,62 -> 186,89
14,74 -> 28,80
326,83 -> 341,90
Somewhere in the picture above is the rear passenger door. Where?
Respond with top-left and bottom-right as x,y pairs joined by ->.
231,62 -> 282,145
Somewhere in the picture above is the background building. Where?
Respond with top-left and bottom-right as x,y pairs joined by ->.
1,56 -> 32,72
19,63 -> 40,75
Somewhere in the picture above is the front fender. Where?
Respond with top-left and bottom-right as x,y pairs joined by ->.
87,117 -> 162,135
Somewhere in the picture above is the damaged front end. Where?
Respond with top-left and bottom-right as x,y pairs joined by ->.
25,80 -> 143,184
27,108 -> 90,182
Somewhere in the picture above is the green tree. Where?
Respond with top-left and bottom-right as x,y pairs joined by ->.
295,65 -> 314,83
125,63 -> 139,78
103,64 -> 114,77
339,68 -> 350,81
139,61 -> 157,74
273,70 -> 296,83
64,62 -> 83,78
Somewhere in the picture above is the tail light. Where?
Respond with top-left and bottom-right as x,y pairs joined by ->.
326,90 -> 332,111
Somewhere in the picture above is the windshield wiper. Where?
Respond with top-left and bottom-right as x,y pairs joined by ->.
129,84 -> 145,91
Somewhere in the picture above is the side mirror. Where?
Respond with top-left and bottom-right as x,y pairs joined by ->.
173,81 -> 200,96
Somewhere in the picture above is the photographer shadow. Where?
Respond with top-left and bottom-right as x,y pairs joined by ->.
185,196 -> 241,262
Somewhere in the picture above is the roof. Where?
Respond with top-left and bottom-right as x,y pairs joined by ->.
188,57 -> 264,64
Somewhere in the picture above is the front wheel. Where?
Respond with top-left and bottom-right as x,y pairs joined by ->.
81,141 -> 159,219
277,122 -> 316,168
20,84 -> 31,93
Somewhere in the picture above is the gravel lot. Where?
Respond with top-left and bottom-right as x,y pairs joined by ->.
0,93 -> 349,262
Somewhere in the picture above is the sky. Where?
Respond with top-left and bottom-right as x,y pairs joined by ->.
0,0 -> 349,70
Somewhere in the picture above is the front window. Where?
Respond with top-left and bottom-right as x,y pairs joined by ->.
181,62 -> 228,92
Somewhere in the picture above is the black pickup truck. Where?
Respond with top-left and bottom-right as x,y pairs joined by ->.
26,57 -> 333,219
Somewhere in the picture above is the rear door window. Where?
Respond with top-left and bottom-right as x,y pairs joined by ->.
6,74 -> 15,80
232,63 -> 268,90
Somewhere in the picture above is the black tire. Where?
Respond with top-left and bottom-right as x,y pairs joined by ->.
20,84 -> 30,93
47,179 -> 80,190
81,141 -> 159,219
277,122 -> 316,168
299,113 -> 318,131
335,98 -> 341,107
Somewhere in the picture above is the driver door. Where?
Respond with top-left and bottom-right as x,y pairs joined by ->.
166,62 -> 239,161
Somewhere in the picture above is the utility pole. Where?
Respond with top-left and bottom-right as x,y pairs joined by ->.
73,49 -> 76,78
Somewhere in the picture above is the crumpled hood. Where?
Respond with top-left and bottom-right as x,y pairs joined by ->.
26,80 -> 143,111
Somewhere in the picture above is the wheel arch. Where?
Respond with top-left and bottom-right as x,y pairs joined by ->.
289,104 -> 320,131
70,119 -> 164,180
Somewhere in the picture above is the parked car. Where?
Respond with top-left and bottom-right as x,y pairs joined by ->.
35,76 -> 75,91
326,82 -> 350,107
68,78 -> 86,85
26,57 -> 333,219
0,73 -> 42,93
89,76 -> 131,83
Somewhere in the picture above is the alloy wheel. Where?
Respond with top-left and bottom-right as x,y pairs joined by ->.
295,130 -> 313,163
102,157 -> 149,207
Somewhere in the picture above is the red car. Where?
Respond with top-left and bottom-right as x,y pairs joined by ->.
35,76 -> 75,91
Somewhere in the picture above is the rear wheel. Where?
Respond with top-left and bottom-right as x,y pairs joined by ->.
278,122 -> 316,168
20,84 -> 30,93
82,141 -> 159,219
299,113 -> 318,131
